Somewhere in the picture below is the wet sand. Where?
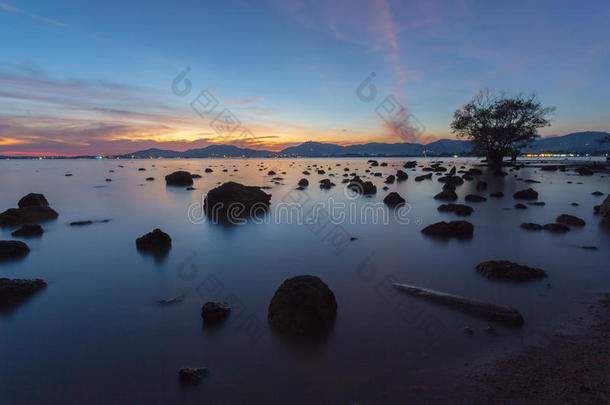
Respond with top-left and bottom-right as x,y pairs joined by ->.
447,292 -> 610,404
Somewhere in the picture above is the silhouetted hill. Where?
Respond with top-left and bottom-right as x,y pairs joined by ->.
120,131 -> 609,158
523,131 -> 609,153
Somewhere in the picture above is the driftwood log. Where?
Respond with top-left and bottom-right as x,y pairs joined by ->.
392,283 -> 524,326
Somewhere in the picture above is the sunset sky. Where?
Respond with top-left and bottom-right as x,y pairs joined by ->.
1,0 -> 609,155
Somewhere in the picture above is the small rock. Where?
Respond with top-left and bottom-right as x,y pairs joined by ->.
136,229 -> 172,252
383,192 -> 405,207
556,214 -> 585,227
465,194 -> 487,203
178,367 -> 209,384
201,301 -> 231,323
421,221 -> 473,238
11,224 -> 44,237
0,278 -> 47,308
543,223 -> 570,233
434,189 -> 458,201
513,188 -> 538,200
0,241 -> 30,260
475,260 -> 547,281
437,203 -> 473,216
520,222 -> 543,231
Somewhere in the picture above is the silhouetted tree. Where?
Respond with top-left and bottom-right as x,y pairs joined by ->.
451,89 -> 555,168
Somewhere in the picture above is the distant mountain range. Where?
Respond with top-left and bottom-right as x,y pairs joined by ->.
119,131 -> 609,158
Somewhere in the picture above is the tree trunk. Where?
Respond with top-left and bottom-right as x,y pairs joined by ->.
487,149 -> 504,171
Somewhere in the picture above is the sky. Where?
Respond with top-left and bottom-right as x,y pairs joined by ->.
0,0 -> 609,156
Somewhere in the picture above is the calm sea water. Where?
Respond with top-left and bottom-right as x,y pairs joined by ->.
0,158 -> 608,404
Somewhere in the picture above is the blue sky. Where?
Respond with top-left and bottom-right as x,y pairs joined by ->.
1,0 -> 609,155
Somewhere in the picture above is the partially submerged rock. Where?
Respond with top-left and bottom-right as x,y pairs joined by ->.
165,171 -> 193,186
437,203 -> 473,216
268,275 -> 337,336
421,221 -> 473,238
414,173 -> 432,182
0,241 -> 30,260
0,193 -> 58,227
513,188 -> 538,200
178,367 -> 209,384
0,278 -> 47,308
542,223 -> 570,233
136,229 -> 172,252
347,176 -> 376,195
396,170 -> 408,181
297,178 -> 309,187
11,225 -> 44,237
438,176 -> 464,186
556,214 -> 585,227
201,301 -> 231,323
475,260 -> 547,281
204,182 -> 271,221
319,179 -> 335,189
383,192 -> 405,207
18,193 -> 49,208
465,194 -> 487,203
433,189 -> 458,201
520,222 -> 543,231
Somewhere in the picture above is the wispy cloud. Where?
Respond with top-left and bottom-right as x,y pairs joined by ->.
374,0 -> 406,88
221,97 -> 261,105
0,2 -> 68,27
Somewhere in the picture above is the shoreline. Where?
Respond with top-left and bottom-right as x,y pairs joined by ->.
447,291 -> 610,404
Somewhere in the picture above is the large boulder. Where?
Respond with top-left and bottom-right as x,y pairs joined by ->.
0,278 -> 47,308
0,241 -> 30,260
165,171 -> 194,186
513,188 -> 538,200
556,214 -> 585,227
204,182 -> 271,220
421,221 -> 474,238
136,229 -> 172,252
475,260 -> 547,281
0,194 -> 58,227
0,207 -> 59,227
268,275 -> 337,336
347,176 -> 376,195
383,192 -> 405,207
18,193 -> 49,208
